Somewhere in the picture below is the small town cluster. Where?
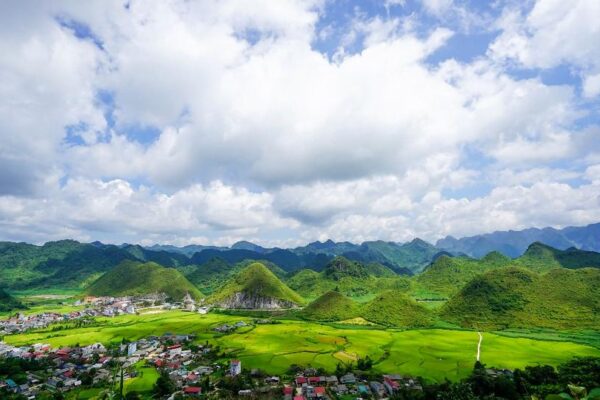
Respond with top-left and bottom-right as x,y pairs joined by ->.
0,326 -> 427,400
0,294 -> 207,336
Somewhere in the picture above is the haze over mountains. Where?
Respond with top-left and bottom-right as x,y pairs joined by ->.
2,221 -> 600,331
2,222 -> 600,292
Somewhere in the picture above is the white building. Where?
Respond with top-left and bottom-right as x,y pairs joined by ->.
230,359 -> 241,376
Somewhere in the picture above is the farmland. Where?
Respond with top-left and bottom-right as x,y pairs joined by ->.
4,310 -> 599,382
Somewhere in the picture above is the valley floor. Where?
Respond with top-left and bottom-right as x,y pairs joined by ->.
4,310 -> 599,382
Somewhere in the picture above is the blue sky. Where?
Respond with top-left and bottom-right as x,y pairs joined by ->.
0,0 -> 599,246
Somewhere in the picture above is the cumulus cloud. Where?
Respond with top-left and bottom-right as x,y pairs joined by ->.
0,0 -> 598,245
490,0 -> 600,97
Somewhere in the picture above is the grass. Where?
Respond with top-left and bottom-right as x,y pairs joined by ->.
209,262 -> 304,306
87,260 -> 203,300
123,362 -> 160,395
0,293 -> 83,317
441,267 -> 600,330
4,311 -> 599,383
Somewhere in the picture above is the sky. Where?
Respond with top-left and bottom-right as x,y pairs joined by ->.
0,0 -> 599,247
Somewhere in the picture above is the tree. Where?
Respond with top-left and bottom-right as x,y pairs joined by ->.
558,357 -> 600,389
153,371 -> 176,397
124,392 -> 141,400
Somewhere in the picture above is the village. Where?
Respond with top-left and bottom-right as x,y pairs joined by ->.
0,293 -> 208,336
0,324 -> 427,400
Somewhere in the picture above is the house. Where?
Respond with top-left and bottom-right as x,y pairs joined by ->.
230,359 -> 241,376
303,385 -> 315,398
332,384 -> 348,395
295,376 -> 307,386
358,384 -> 370,395
167,344 -> 182,356
340,373 -> 356,384
315,386 -> 326,397
384,376 -> 400,395
325,376 -> 338,385
197,307 -> 209,314
183,386 -> 201,396
308,376 -> 320,385
127,342 -> 137,356
283,386 -> 294,396
370,381 -> 386,397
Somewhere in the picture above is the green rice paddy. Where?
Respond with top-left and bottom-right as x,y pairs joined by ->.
4,311 -> 599,382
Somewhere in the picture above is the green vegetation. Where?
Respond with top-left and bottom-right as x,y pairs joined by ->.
357,238 -> 440,273
0,240 -> 139,290
4,311 -> 599,382
415,253 -> 510,298
288,256 -> 412,299
300,291 -> 359,321
442,267 -> 600,330
86,260 -> 203,300
361,290 -> 434,327
208,262 -> 304,307
515,242 -> 600,272
0,288 -> 25,312
184,257 -> 286,295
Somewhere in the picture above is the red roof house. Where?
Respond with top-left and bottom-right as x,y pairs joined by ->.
183,386 -> 202,396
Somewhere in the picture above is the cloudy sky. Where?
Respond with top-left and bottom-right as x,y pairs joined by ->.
1,0 -> 599,247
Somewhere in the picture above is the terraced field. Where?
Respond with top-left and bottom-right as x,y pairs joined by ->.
5,311 -> 599,382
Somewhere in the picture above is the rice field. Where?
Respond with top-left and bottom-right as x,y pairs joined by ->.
4,310 -> 599,382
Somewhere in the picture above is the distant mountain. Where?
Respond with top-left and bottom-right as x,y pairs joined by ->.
436,222 -> 600,258
189,248 -> 332,272
0,240 -> 139,290
0,288 -> 25,312
416,243 -> 600,298
516,242 -> 600,272
293,240 -> 360,255
146,244 -> 226,257
230,241 -> 267,253
340,239 -> 438,274
207,262 -> 304,309
441,267 -> 600,330
86,260 -> 202,300
122,244 -> 190,267
300,291 -> 359,321
184,257 -> 287,295
287,256 -> 411,299
149,237 -> 438,273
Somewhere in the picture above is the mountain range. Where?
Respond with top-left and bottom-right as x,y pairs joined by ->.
436,222 -> 600,258
1,222 -> 600,292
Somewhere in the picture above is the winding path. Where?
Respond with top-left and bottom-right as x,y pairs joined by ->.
476,332 -> 483,362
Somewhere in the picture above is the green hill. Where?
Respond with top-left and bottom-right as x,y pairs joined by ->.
322,256 -> 371,280
86,261 -> 202,300
300,291 -> 359,321
184,258 -> 287,295
514,242 -> 600,272
441,267 -> 600,330
0,240 -> 142,290
208,262 -> 304,309
0,288 -> 25,312
360,290 -> 434,327
415,253 -> 511,298
287,257 -> 411,299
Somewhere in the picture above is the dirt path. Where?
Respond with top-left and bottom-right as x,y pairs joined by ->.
477,332 -> 483,361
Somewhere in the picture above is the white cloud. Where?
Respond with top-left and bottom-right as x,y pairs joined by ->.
0,1 -> 598,245
421,0 -> 454,17
490,0 -> 600,97
583,72 -> 600,98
